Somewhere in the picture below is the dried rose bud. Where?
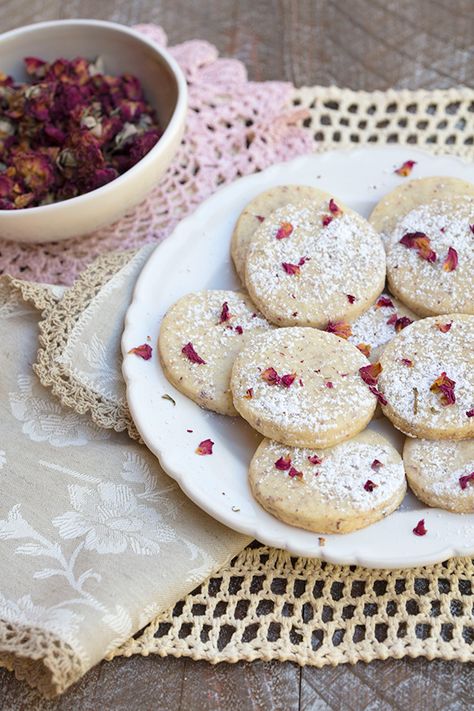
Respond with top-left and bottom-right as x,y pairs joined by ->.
395,160 -> 416,176
196,438 -> 214,456
430,371 -> 456,406
442,247 -> 458,272
413,519 -> 427,536
376,296 -> 394,309
275,221 -> 293,240
326,321 -> 352,339
275,456 -> 291,471
182,342 -> 206,365
128,343 -> 152,360
459,472 -> 474,490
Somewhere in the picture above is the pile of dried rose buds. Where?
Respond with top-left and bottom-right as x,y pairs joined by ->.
0,56 -> 162,209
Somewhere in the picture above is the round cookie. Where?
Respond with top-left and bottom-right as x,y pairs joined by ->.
369,176 -> 474,248
244,200 -> 386,327
378,314 -> 474,440
249,431 -> 406,534
386,197 -> 474,317
348,291 -> 419,362
158,290 -> 273,416
231,185 -> 332,282
231,327 -> 377,448
404,438 -> 474,513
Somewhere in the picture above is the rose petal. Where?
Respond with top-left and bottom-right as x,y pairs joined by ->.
376,296 -> 394,309
430,371 -> 456,406
395,160 -> 416,176
262,367 -> 281,385
442,246 -> 458,272
275,456 -> 291,471
196,438 -> 214,456
326,321 -> 352,339
308,455 -> 322,465
371,459 -> 383,470
182,342 -> 206,364
359,362 -> 382,386
356,343 -> 371,358
435,322 -> 452,333
128,343 -> 152,360
275,222 -> 293,240
413,519 -> 427,536
288,466 -> 303,479
459,472 -> 474,490
364,479 -> 377,492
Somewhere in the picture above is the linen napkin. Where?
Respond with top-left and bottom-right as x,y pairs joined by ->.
0,271 -> 249,698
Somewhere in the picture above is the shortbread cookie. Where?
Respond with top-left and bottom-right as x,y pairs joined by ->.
404,438 -> 474,513
348,292 -> 419,362
249,431 -> 406,534
378,314 -> 474,440
231,327 -> 377,448
231,185 -> 332,282
386,198 -> 474,316
159,290 -> 273,415
369,176 -> 474,247
245,201 -> 386,327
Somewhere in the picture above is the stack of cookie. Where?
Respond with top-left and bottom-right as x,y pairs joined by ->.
159,178 -> 474,535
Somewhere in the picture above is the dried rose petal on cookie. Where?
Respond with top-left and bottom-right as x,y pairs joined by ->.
275,221 -> 293,240
182,342 -> 206,364
430,371 -> 456,406
326,321 -> 352,339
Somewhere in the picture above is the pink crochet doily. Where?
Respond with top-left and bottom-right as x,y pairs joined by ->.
0,24 -> 311,285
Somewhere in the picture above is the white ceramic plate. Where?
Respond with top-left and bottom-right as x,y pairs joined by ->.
122,146 -> 474,569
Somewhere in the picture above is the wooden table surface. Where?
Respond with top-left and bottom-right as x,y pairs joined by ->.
1,1 -> 473,709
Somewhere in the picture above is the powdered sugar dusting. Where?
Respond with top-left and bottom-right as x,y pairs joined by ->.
379,316 -> 474,433
387,198 -> 474,314
349,292 -> 418,360
232,327 -> 375,434
159,290 -> 272,407
261,437 -> 405,512
405,439 -> 474,503
245,201 -> 385,325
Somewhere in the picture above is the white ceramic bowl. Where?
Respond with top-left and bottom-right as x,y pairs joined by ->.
0,19 -> 187,243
